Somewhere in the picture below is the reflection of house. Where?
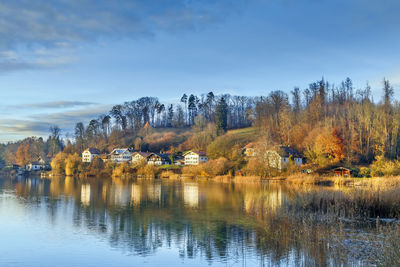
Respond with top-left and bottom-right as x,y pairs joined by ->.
183,183 -> 199,208
243,142 -> 258,157
244,189 -> 284,215
146,183 -> 161,203
183,151 -> 208,165
131,152 -> 152,165
109,148 -> 133,163
81,184 -> 91,206
111,183 -> 130,206
130,184 -> 142,205
147,153 -> 171,165
265,146 -> 304,171
82,148 -> 101,163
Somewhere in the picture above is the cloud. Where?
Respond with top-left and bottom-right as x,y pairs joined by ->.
0,2 -> 242,46
21,101 -> 97,109
0,0 -> 244,73
0,47 -> 77,72
0,103 -> 112,141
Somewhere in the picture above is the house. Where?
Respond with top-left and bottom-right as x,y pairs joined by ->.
183,151 -> 208,165
82,148 -> 101,163
26,157 -> 47,171
333,167 -> 351,177
109,148 -> 133,163
131,152 -> 152,165
264,146 -> 304,171
147,153 -> 171,166
26,161 -> 42,171
243,142 -> 258,157
172,154 -> 185,165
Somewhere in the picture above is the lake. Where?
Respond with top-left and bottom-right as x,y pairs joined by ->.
0,176 -> 398,266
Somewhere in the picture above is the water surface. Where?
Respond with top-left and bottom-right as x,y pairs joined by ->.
0,176 -> 397,266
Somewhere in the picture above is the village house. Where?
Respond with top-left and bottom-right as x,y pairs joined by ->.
82,148 -> 101,163
26,157 -> 47,171
131,152 -> 152,165
109,148 -> 133,163
243,142 -> 258,157
172,154 -> 185,165
147,153 -> 171,166
183,151 -> 208,165
26,161 -> 42,171
265,146 -> 304,171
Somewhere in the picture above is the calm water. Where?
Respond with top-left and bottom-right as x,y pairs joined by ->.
0,176 -> 397,266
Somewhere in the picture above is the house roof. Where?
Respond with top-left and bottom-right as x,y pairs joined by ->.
84,148 -> 101,154
110,148 -> 131,155
276,146 -> 302,158
149,153 -> 171,160
29,161 -> 42,165
244,142 -> 257,149
333,167 -> 351,171
133,152 -> 152,158
183,151 -> 207,156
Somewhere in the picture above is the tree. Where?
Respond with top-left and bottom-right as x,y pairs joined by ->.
291,87 -> 301,114
167,104 -> 174,127
48,125 -> 63,157
180,94 -> 188,125
215,97 -> 228,135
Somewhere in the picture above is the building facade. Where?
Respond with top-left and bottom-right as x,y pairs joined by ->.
109,148 -> 133,163
82,148 -> 101,163
265,146 -> 303,171
147,153 -> 171,165
131,152 -> 151,165
183,151 -> 208,165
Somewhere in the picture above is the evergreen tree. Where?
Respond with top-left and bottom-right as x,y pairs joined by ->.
215,97 -> 228,135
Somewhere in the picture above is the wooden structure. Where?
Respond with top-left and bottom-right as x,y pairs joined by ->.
333,167 -> 351,177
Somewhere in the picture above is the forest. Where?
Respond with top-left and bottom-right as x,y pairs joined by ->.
1,77 -> 400,177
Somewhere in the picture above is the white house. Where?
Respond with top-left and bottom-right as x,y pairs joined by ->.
109,148 -> 133,163
82,148 -> 101,163
265,146 -> 304,171
131,152 -> 151,165
147,153 -> 171,166
183,151 -> 208,165
26,157 -> 46,171
243,142 -> 258,157
26,161 -> 42,171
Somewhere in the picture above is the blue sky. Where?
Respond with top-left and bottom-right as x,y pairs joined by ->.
1,0 -> 400,141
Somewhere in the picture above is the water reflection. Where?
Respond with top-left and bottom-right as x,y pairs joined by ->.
0,176 -> 395,266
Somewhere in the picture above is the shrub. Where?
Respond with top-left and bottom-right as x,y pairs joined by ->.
182,157 -> 231,177
370,156 -> 400,177
112,162 -> 135,177
358,167 -> 371,178
65,153 -> 82,176
51,152 -> 68,175
137,164 -> 160,177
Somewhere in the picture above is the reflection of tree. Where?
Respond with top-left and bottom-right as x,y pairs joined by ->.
3,176 -> 378,265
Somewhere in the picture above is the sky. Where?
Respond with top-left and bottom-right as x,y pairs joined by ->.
1,0 -> 400,142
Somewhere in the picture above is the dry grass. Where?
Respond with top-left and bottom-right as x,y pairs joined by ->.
284,173 -> 400,189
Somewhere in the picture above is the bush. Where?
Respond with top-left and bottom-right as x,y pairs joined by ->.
87,157 -> 105,176
370,156 -> 400,177
358,167 -> 371,178
65,153 -> 82,176
137,164 -> 160,177
182,157 -> 231,177
51,152 -> 68,175
112,163 -> 135,177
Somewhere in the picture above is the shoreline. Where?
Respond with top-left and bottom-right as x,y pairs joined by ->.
7,170 -> 400,189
